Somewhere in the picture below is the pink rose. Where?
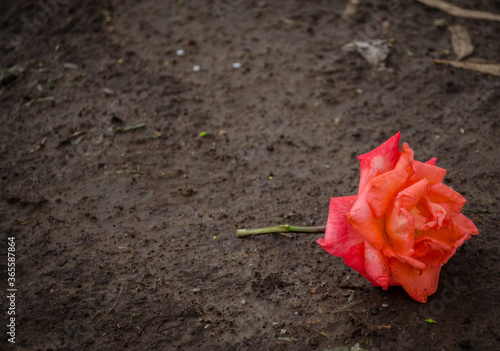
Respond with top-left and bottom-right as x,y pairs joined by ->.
317,132 -> 478,302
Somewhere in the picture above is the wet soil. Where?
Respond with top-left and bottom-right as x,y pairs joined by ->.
0,0 -> 499,350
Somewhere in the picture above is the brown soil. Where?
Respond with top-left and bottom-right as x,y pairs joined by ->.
1,0 -> 499,350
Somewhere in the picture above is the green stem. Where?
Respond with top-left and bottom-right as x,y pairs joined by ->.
236,224 -> 326,238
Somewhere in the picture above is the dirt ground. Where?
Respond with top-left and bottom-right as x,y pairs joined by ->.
0,0 -> 499,350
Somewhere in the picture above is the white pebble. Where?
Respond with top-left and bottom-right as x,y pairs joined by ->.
193,65 -> 201,72
382,303 -> 388,308
176,49 -> 185,56
232,62 -> 242,69
460,128 -> 465,134
192,287 -> 201,293
334,117 -> 341,125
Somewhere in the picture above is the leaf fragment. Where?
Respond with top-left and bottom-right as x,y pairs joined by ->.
63,62 -> 78,69
278,337 -> 297,342
448,25 -> 474,60
116,122 -> 146,132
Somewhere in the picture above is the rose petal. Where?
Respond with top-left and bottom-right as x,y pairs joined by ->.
410,206 -> 432,230
452,213 -> 479,235
358,132 -> 401,190
317,197 -> 385,287
394,143 -> 415,177
428,183 -> 467,216
418,217 -> 473,248
346,199 -> 385,250
389,259 -> 441,303
425,197 -> 447,228
364,241 -> 390,289
342,242 -> 382,286
394,253 -> 428,271
317,196 -> 361,257
386,204 -> 415,256
414,236 -> 457,268
407,161 -> 446,186
397,178 -> 429,211
425,157 -> 437,166
366,169 -> 408,217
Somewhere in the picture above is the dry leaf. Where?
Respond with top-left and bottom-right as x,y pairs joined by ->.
448,25 -> 474,60
433,59 -> 500,76
417,0 -> 500,22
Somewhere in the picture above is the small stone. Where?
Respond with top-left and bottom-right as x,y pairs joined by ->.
259,2 -> 266,7
192,288 -> 201,293
334,117 -> 341,125
232,62 -> 242,69
176,49 -> 185,56
382,303 -> 388,308
193,65 -> 201,72
460,128 -> 465,134
103,88 -> 115,96
240,299 -> 246,305
280,329 -> 287,335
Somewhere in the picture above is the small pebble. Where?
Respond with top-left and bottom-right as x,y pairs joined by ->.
176,49 -> 185,56
382,303 -> 388,308
460,128 -> 465,134
232,62 -> 242,69
240,299 -> 246,305
334,117 -> 341,125
193,65 -> 201,72
192,288 -> 201,293
280,329 -> 287,335
259,2 -> 266,7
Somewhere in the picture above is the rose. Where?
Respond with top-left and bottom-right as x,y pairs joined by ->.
317,132 -> 478,303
